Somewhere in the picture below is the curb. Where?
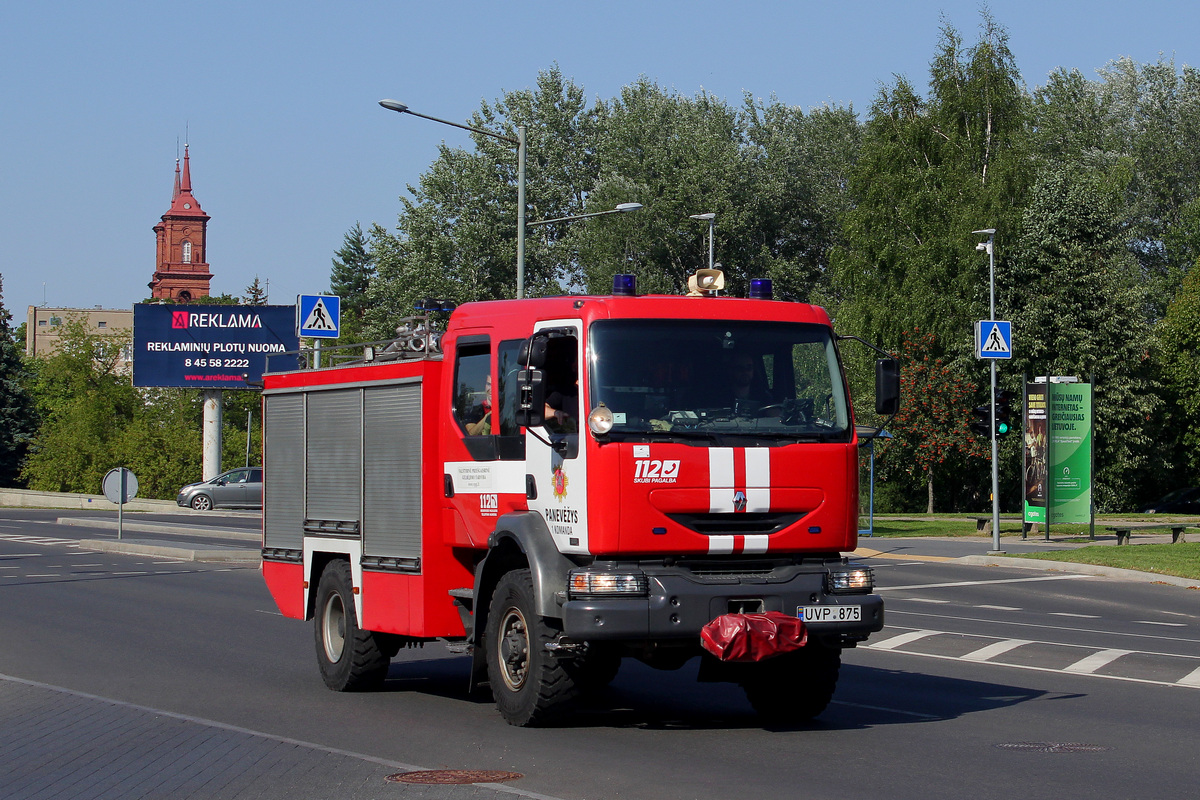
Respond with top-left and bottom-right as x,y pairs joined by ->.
956,554 -> 1200,589
56,517 -> 259,542
80,539 -> 260,564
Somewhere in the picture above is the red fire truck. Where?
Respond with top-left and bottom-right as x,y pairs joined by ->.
260,273 -> 899,726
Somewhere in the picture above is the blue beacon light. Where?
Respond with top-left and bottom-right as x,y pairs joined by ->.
749,278 -> 773,300
612,274 -> 637,296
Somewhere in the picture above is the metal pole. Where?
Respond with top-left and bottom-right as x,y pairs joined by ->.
117,469 -> 125,541
517,125 -> 526,299
245,408 -> 253,468
707,217 -> 715,271
986,236 -> 1001,553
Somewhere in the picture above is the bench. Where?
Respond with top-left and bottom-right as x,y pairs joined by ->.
969,516 -> 1022,536
1105,524 -> 1192,545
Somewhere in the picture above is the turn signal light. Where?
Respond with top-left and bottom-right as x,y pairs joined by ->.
568,570 -> 649,599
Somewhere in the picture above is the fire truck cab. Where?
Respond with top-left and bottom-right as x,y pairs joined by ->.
261,276 -> 898,726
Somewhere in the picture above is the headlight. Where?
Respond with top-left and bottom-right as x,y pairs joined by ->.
568,569 -> 648,599
828,566 -> 874,594
587,404 -> 614,436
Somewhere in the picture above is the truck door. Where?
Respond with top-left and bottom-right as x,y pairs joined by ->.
525,322 -> 589,555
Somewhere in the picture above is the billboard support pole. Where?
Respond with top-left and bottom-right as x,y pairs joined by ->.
202,390 -> 223,481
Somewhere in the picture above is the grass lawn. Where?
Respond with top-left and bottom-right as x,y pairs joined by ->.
1012,543 -> 1200,582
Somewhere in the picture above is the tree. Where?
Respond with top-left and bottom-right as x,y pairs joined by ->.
0,275 -> 37,486
830,12 -> 1030,351
1002,167 -> 1161,510
21,316 -> 139,493
366,67 -> 601,338
1156,261 -> 1200,483
328,223 -> 374,342
876,329 -> 988,512
242,276 -> 269,305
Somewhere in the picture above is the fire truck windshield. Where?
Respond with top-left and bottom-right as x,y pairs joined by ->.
589,319 -> 851,442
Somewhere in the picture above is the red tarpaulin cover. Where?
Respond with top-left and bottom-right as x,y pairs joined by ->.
699,612 -> 809,662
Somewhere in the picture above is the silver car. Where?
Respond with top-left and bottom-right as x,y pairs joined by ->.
176,467 -> 263,511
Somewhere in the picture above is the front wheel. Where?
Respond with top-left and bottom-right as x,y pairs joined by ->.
190,494 -> 212,511
742,643 -> 841,723
313,560 -> 390,691
485,569 -> 578,726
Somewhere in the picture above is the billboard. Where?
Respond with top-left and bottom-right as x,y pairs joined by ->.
133,304 -> 299,389
1024,381 -> 1093,525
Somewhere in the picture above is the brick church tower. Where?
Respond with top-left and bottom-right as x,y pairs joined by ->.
149,146 -> 212,300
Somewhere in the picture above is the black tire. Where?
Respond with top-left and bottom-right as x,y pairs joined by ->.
314,560 -> 390,691
191,494 -> 212,511
484,569 -> 579,726
742,643 -> 841,723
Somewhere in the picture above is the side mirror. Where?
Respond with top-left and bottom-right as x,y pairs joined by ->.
520,336 -> 549,369
875,358 -> 901,415
515,368 -> 546,427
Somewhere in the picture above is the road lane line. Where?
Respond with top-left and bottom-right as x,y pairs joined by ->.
1134,621 -> 1187,627
1050,612 -> 1100,619
1178,666 -> 1200,687
830,700 -> 940,720
878,574 -> 1094,591
870,630 -> 938,650
887,608 -> 1200,645
961,639 -> 1032,662
1064,649 -> 1132,674
0,672 -> 572,800
976,605 -> 1021,611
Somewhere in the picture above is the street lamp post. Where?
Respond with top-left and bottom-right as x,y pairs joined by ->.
689,213 -> 716,271
379,100 -> 528,299
527,203 -> 643,228
974,227 -> 1002,554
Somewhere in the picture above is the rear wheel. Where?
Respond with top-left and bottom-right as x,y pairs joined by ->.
742,643 -> 841,723
190,494 -> 212,511
485,569 -> 578,726
314,560 -> 390,691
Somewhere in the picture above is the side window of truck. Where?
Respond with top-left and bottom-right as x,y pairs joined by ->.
496,339 -> 527,461
453,341 -> 492,438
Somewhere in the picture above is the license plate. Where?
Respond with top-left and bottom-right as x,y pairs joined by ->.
799,605 -> 861,623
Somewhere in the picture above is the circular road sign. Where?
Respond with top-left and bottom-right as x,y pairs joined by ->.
102,468 -> 139,505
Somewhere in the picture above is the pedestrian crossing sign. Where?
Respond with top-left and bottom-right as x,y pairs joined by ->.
297,294 -> 341,338
975,320 -> 1012,359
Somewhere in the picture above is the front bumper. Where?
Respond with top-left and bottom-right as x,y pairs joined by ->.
561,564 -> 884,643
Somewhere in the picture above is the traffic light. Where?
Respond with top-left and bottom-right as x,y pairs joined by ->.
971,404 -> 991,437
994,390 -> 1015,436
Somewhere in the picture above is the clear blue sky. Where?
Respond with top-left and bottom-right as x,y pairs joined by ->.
2,1 -> 1197,318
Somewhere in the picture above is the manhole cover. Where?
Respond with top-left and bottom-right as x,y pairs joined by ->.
995,742 -> 1112,753
385,770 -> 524,785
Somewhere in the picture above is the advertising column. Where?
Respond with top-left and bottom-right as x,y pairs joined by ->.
1023,380 -> 1093,527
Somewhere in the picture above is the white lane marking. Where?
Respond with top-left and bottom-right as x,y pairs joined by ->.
878,574 -> 1094,591
255,609 -> 283,616
870,630 -> 938,650
0,672 -> 572,800
1064,649 -> 1132,674
906,598 -> 951,604
1179,666 -> 1200,687
26,574 -> 61,578
1134,621 -> 1187,627
1050,612 -> 1101,619
961,639 -> 1032,662
976,605 -> 1022,611
888,608 -> 1200,646
860,645 -> 1200,690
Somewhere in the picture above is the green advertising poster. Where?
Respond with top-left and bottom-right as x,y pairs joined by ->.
1049,383 -> 1092,524
1025,381 -> 1092,525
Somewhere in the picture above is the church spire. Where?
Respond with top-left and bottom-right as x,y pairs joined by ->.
180,144 -> 192,193
173,158 -> 181,200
